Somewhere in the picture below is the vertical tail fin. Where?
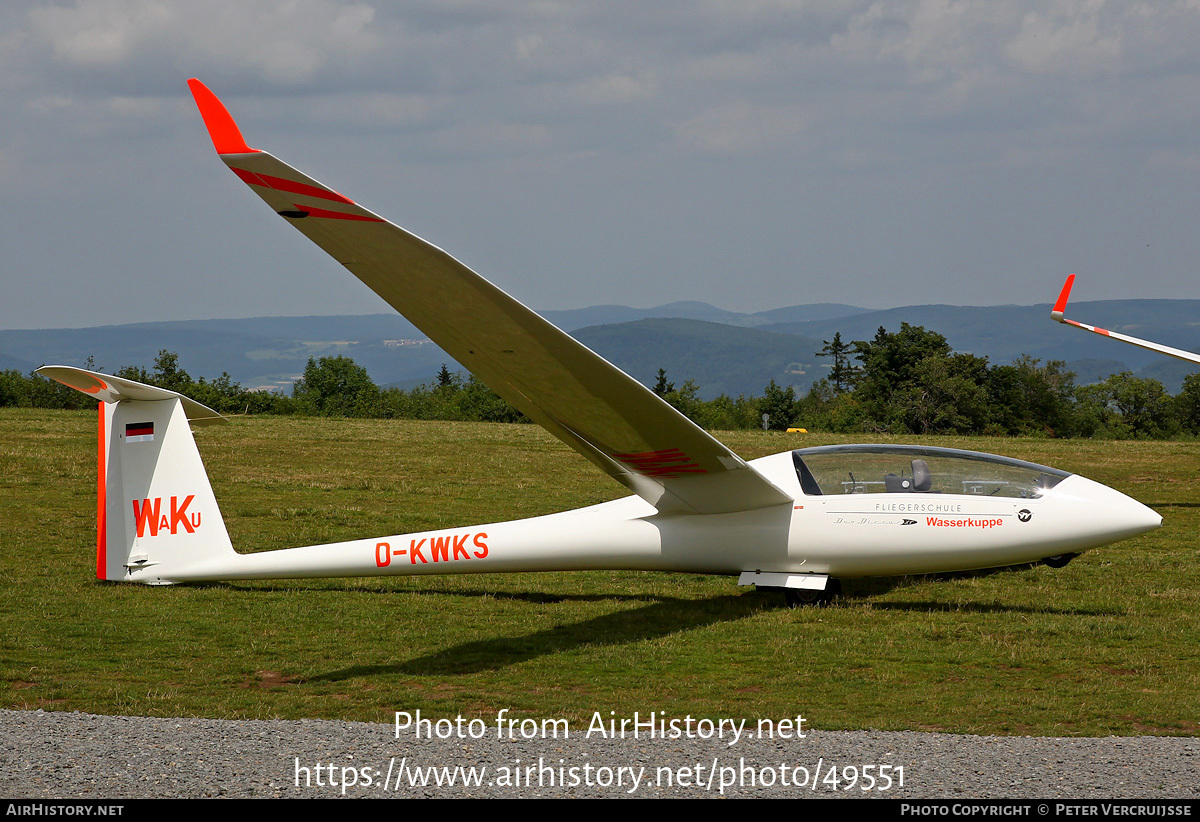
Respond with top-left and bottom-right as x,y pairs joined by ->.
38,366 -> 235,584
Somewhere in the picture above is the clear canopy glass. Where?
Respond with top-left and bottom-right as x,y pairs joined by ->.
792,445 -> 1070,499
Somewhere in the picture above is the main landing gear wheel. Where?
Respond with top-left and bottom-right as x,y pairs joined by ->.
1042,553 -> 1079,569
784,579 -> 841,608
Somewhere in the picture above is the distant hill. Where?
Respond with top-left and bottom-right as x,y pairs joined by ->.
764,300 -> 1200,392
0,301 -> 859,395
4,298 -> 1199,396
540,301 -> 868,330
0,351 -> 37,373
765,300 -> 1200,367
574,318 -> 825,399
745,303 -> 874,325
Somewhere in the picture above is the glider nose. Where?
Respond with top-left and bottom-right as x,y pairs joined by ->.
1055,475 -> 1161,547
1098,482 -> 1162,540
1124,495 -> 1163,536
1108,494 -> 1163,542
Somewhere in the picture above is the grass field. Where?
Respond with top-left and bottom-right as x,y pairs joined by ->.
2,408 -> 1198,737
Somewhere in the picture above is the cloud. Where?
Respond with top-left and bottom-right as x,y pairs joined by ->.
26,0 -> 380,85
675,100 -> 808,154
10,0 -> 1200,328
573,72 -> 658,104
1005,3 -> 1123,74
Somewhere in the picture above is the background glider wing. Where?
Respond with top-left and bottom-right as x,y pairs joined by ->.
188,79 -> 791,515
37,365 -> 228,425
1051,274 -> 1200,365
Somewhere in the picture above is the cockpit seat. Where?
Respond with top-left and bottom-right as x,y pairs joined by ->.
912,459 -> 932,492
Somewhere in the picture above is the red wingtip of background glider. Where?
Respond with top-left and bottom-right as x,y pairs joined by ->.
187,78 -> 259,155
1051,274 -> 1076,320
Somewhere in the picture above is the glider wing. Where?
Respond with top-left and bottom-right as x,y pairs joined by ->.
1051,274 -> 1200,365
188,79 -> 791,515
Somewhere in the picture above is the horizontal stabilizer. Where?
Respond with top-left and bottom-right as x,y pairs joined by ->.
37,365 -> 228,426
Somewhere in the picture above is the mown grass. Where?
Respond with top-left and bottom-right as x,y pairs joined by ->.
2,409 -> 1197,736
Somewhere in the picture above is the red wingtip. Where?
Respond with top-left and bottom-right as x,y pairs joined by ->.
187,78 -> 259,155
1051,274 -> 1076,319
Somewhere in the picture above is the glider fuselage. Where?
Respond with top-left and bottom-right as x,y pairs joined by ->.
124,447 -> 1159,585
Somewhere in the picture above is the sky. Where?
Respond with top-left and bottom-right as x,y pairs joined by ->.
5,0 -> 1200,330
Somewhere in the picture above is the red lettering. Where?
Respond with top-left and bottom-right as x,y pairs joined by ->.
452,534 -> 470,560
926,517 -> 1003,529
409,538 -> 427,564
379,533 -> 492,566
430,535 -> 451,562
132,498 -> 161,537
169,495 -> 196,534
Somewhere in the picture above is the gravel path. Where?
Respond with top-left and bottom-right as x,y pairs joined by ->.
1,710 -> 1196,798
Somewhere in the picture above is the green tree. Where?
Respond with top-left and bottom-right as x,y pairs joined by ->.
116,350 -> 194,395
816,332 -> 858,393
852,324 -> 991,434
1174,373 -> 1200,434
152,350 -> 194,394
987,356 -> 1078,437
890,353 -> 991,434
662,378 -> 701,420
652,368 -> 675,397
451,376 -> 527,423
0,370 -> 23,406
292,356 -> 380,416
759,379 -> 798,430
852,324 -> 949,431
794,378 -> 864,433
0,370 -> 92,409
1080,373 -> 1179,439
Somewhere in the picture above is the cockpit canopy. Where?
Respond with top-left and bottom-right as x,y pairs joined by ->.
792,445 -> 1070,499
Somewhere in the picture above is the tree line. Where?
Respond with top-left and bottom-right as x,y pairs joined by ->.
794,324 -> 1200,439
5,323 -> 1200,438
0,352 -> 526,423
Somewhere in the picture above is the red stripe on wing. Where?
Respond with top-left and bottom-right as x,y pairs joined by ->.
229,167 -> 354,205
297,204 -> 384,222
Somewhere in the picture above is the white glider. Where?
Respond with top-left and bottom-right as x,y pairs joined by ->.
36,82 -> 1163,606
1051,274 -> 1200,365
